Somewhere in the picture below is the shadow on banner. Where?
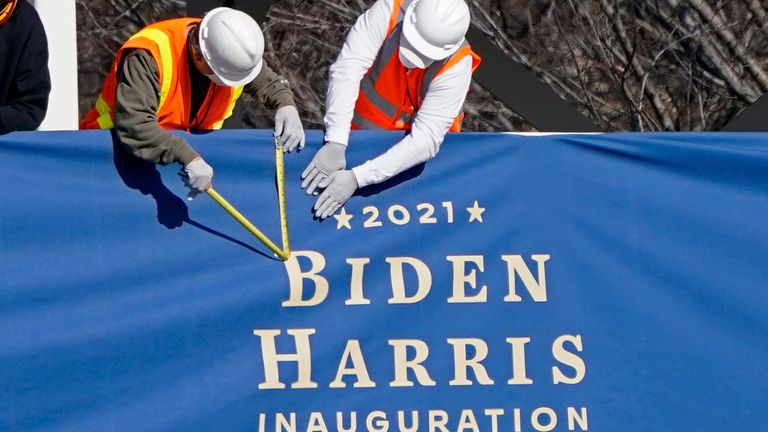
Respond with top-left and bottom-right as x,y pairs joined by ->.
110,131 -> 272,258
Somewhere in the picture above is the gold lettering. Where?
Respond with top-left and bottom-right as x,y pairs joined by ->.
387,257 -> 432,304
531,407 -> 557,432
446,256 -> 488,303
502,255 -> 550,302
506,337 -> 534,385
552,335 -> 586,384
253,329 -> 317,389
282,251 -> 329,307
389,339 -> 437,387
366,410 -> 389,432
307,412 -> 328,432
513,408 -> 522,432
276,412 -> 296,432
337,412 -> 357,432
457,409 -> 480,432
397,410 -> 419,432
447,338 -> 494,385
346,258 -> 371,305
428,410 -> 449,432
330,340 -> 376,388
484,409 -> 504,432
567,407 -> 589,431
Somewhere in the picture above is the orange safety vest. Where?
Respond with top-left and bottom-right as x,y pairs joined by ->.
352,0 -> 481,132
80,18 -> 243,131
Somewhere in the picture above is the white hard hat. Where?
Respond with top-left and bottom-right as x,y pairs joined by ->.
198,7 -> 264,87
401,0 -> 470,62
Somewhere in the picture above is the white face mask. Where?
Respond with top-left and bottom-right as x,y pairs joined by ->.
398,50 -> 420,69
206,73 -> 227,87
399,35 -> 433,69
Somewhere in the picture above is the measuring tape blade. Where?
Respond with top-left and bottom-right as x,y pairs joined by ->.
275,138 -> 291,257
206,187 -> 286,260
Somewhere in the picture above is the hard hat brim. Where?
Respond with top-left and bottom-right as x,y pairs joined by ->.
402,1 -> 463,61
208,60 -> 262,87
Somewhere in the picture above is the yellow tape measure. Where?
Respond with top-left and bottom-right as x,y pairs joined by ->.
206,187 -> 287,259
275,137 -> 290,257
205,136 -> 291,261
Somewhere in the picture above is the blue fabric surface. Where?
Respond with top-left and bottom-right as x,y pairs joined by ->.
1,130 -> 766,431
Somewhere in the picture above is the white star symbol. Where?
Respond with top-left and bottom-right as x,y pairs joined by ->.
467,200 -> 486,223
333,207 -> 354,230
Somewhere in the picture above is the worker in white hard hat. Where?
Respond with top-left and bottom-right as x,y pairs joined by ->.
301,0 -> 481,218
81,7 -> 305,199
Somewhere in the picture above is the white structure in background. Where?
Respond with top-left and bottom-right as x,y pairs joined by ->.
31,0 -> 79,130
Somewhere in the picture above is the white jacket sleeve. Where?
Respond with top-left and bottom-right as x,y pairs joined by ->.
323,0 -> 393,146
351,56 -> 474,188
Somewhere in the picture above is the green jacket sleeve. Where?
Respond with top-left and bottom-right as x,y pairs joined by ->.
243,61 -> 297,111
113,50 -> 199,166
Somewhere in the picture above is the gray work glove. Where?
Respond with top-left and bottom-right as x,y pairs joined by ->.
274,105 -> 305,153
179,156 -> 213,201
301,141 -> 347,195
314,169 -> 358,219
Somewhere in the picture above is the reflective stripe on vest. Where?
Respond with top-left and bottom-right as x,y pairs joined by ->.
128,28 -> 174,112
352,0 -> 481,132
211,85 -> 244,130
94,94 -> 113,129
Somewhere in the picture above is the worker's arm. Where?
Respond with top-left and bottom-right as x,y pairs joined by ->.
0,10 -> 50,134
243,62 -> 296,111
323,0 -> 392,146
244,62 -> 304,152
350,56 -> 473,188
302,0 -> 392,194
113,50 -> 199,165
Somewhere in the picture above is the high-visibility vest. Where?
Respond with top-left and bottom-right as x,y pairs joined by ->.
80,18 -> 243,131
352,0 -> 481,132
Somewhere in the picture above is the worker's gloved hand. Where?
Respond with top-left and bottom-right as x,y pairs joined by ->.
301,141 -> 346,195
274,105 -> 305,153
313,170 -> 358,219
179,156 -> 213,201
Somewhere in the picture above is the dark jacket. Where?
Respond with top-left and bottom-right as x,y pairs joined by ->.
0,0 -> 50,134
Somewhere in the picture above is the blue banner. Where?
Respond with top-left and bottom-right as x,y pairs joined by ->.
1,130 -> 767,431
